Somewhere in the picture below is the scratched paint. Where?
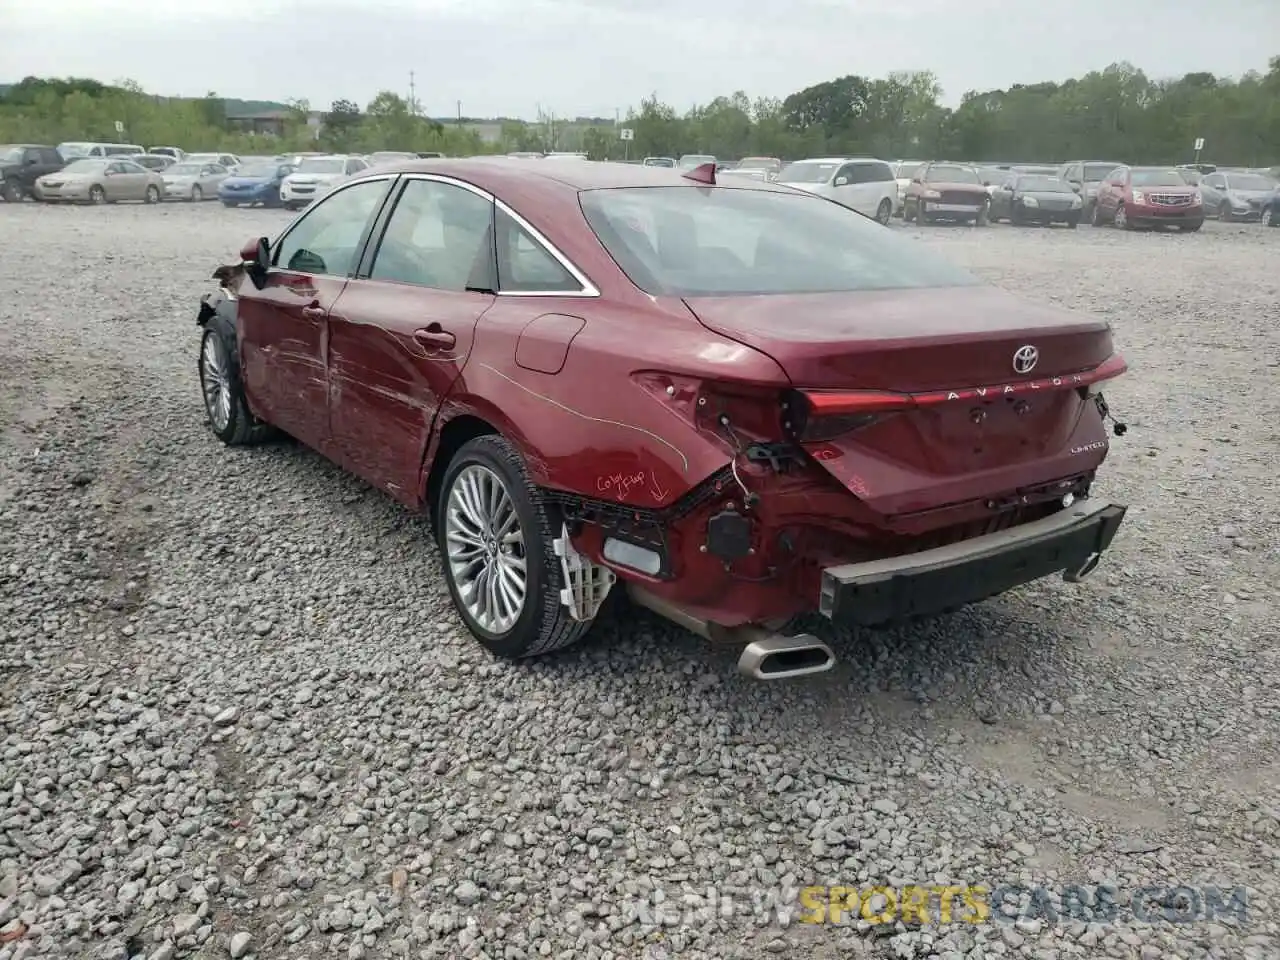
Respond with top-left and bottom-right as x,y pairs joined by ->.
478,362 -> 689,473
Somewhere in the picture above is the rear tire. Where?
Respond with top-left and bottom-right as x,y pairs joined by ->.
191,185 -> 203,202
437,435 -> 593,660
1,181 -> 22,203
199,310 -> 275,446
145,185 -> 160,204
1066,216 -> 1079,228
1218,201 -> 1231,222
874,198 -> 892,225
975,202 -> 989,227
89,185 -> 106,205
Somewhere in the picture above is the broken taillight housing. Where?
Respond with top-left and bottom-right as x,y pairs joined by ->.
782,389 -> 910,441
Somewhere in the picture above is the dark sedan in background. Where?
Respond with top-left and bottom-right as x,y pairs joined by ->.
989,173 -> 1084,227
216,161 -> 296,208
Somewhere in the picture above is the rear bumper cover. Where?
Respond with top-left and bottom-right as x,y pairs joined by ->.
819,499 -> 1126,625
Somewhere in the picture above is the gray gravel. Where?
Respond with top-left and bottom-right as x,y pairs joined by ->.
1,201 -> 1278,960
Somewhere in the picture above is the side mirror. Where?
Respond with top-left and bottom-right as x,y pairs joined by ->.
982,180 -> 991,187
833,176 -> 848,186
240,236 -> 270,288
911,177 -> 922,184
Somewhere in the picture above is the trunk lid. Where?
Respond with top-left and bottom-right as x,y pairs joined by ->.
683,286 -> 1117,515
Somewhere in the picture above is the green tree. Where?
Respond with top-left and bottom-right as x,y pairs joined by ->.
319,98 -> 363,152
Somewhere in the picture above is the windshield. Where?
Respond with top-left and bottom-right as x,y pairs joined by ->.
237,164 -> 278,178
579,187 -> 980,298
895,162 -> 923,180
777,162 -> 837,184
298,158 -> 346,173
0,147 -> 22,164
1017,176 -> 1072,192
62,159 -> 108,174
925,165 -> 980,184
678,155 -> 715,169
58,143 -> 91,157
1227,174 -> 1275,191
1130,169 -> 1187,187
167,164 -> 202,175
1083,163 -> 1119,182
738,157 -> 779,171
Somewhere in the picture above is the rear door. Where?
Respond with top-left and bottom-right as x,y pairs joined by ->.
326,176 -> 497,502
237,176 -> 394,453
834,162 -> 872,216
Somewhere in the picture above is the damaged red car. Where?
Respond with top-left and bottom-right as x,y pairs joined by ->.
196,158 -> 1129,679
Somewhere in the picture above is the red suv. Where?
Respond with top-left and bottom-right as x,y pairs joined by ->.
1091,166 -> 1203,232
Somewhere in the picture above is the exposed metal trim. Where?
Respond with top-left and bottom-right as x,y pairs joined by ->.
398,172 -> 600,298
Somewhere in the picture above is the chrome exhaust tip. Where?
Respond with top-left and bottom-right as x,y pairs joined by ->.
1063,552 -> 1101,583
738,633 -> 836,680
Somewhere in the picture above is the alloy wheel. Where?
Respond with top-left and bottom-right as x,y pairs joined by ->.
200,333 -> 231,432
445,464 -> 528,634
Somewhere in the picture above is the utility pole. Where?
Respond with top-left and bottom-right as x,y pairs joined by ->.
456,100 -> 462,126
408,70 -> 417,115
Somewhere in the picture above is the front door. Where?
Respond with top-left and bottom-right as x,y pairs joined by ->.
237,178 -> 392,454
328,177 -> 497,504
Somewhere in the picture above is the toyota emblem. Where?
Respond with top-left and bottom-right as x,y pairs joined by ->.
1012,345 -> 1039,374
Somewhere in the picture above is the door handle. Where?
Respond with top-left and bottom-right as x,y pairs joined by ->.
413,325 -> 456,350
301,304 -> 325,319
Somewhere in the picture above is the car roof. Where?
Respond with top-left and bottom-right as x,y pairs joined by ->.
351,157 -> 795,194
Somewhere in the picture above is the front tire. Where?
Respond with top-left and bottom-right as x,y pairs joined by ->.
199,311 -> 273,446
437,435 -> 593,660
1,181 -> 22,203
1114,204 -> 1131,230
89,185 -> 106,205
191,185 -> 203,202
145,185 -> 160,204
974,202 -> 990,227
874,198 -> 892,225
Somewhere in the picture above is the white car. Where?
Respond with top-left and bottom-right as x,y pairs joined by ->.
279,155 -> 370,210
775,157 -> 898,224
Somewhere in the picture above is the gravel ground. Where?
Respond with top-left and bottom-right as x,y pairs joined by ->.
1,201 -> 1278,960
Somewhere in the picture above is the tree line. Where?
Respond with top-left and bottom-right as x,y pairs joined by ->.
3,58 -> 1278,168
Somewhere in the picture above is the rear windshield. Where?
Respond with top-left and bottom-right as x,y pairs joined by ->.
1130,169 -> 1187,187
1083,163 -> 1120,181
578,187 -> 980,297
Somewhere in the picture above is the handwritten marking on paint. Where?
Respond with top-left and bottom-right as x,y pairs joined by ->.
808,443 -> 843,462
478,363 -> 689,473
846,474 -> 870,498
597,470 -> 671,502
598,471 -> 647,498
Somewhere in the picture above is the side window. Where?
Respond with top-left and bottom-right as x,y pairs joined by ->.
273,180 -> 389,277
369,179 -> 493,291
837,164 -> 865,184
1205,174 -> 1225,189
347,158 -> 367,174
495,208 -> 583,294
107,162 -> 126,174
874,162 -> 894,182
23,148 -> 41,164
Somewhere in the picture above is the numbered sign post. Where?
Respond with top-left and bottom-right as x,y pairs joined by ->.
619,127 -> 633,161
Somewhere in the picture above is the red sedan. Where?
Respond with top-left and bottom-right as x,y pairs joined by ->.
197,158 -> 1129,679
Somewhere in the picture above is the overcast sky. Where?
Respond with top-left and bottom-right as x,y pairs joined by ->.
2,0 -> 1276,119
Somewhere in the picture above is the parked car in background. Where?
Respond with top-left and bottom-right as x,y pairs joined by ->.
196,158 -> 1129,677
217,161 -> 296,207
643,157 -> 676,168
1011,165 -> 1059,177
975,166 -> 1005,198
127,153 -> 175,171
0,144 -> 65,201
736,157 -> 783,179
776,157 -> 897,224
162,161 -> 230,201
677,154 -> 716,170
34,157 -> 164,204
903,162 -> 990,225
185,152 -> 240,172
1057,161 -> 1124,220
57,141 -> 145,159
149,146 -> 185,160
279,154 -> 369,210
1092,166 -> 1203,232
370,151 -> 419,166
892,160 -> 924,216
415,151 -> 445,159
988,172 -> 1083,227
1197,170 -> 1277,222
